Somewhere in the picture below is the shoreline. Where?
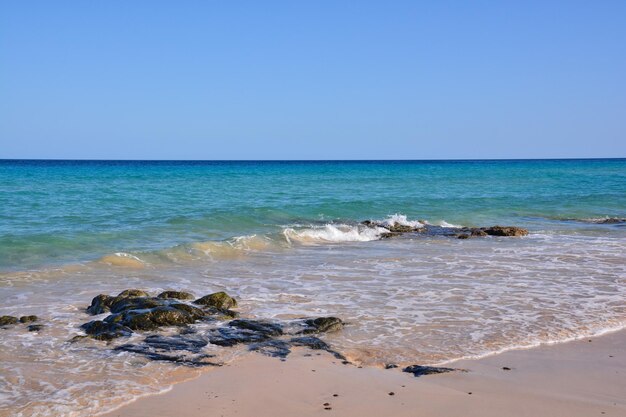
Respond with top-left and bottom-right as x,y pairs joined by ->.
102,328 -> 626,417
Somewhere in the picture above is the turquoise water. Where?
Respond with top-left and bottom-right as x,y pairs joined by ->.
1,159 -> 624,270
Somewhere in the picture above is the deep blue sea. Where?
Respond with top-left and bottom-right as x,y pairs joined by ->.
1,159 -> 624,416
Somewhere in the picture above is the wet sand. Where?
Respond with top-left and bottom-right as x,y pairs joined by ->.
102,329 -> 626,417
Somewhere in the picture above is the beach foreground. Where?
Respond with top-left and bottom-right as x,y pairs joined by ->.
103,329 -> 625,417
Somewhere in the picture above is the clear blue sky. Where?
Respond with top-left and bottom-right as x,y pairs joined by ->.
1,1 -> 625,160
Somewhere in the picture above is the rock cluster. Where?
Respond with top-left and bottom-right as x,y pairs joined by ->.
361,220 -> 528,240
0,315 -> 42,331
78,289 -> 346,366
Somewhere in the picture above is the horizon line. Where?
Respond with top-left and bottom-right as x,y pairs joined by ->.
1,157 -> 625,163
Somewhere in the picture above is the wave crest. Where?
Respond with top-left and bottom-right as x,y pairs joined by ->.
283,224 -> 387,244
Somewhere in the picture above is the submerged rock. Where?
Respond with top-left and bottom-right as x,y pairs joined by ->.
0,315 -> 19,326
27,324 -> 44,332
115,336 -> 218,366
208,326 -> 274,347
228,319 -> 283,336
157,291 -> 195,300
141,334 -> 209,352
194,292 -> 238,309
249,340 -> 292,358
402,365 -> 456,377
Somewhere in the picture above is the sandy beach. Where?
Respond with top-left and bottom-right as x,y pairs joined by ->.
103,329 -> 626,417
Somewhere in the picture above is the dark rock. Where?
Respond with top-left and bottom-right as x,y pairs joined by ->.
19,315 -> 38,323
81,320 -> 133,340
596,218 -> 626,224
194,292 -> 238,309
228,319 -> 283,336
385,363 -> 398,369
470,229 -> 488,237
202,307 -> 239,319
402,365 -> 456,377
249,340 -> 292,358
106,306 -> 196,331
142,334 -> 209,352
157,291 -> 195,300
28,324 -> 44,332
457,234 -> 470,239
208,326 -> 275,347
115,342 -> 218,366
117,289 -> 149,298
169,303 -> 206,320
0,316 -> 19,326
289,336 -> 347,361
299,317 -> 344,334
87,290 -> 150,315
87,294 -> 115,315
290,336 -> 330,350
109,297 -> 166,314
480,226 -> 528,237
386,223 -> 416,233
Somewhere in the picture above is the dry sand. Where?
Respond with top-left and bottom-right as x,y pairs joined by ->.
103,330 -> 626,417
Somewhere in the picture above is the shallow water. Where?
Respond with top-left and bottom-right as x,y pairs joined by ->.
1,159 -> 625,416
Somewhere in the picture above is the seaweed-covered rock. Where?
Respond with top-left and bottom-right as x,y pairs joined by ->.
109,297 -> 166,314
480,226 -> 528,237
19,315 -> 38,323
157,291 -> 195,300
403,365 -> 456,377
0,315 -> 19,326
87,290 -> 150,315
117,289 -> 149,298
87,294 -> 115,315
386,223 -> 416,233
194,292 -> 238,309
202,307 -> 240,320
81,320 -> 133,340
470,229 -> 488,237
299,317 -> 344,334
105,306 -> 196,331
169,303 -> 206,320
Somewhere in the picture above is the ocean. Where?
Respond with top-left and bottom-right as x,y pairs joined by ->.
1,159 -> 625,416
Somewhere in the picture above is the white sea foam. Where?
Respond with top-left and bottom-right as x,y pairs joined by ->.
283,224 -> 387,243
380,214 -> 425,228
431,220 -> 462,228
